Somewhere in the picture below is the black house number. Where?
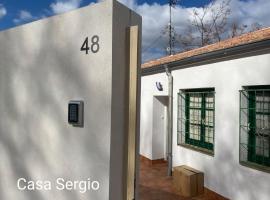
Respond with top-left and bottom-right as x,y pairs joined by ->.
80,35 -> 100,54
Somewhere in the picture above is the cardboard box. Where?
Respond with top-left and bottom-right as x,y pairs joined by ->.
173,165 -> 204,197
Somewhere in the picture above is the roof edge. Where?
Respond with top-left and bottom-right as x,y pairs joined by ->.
141,38 -> 270,76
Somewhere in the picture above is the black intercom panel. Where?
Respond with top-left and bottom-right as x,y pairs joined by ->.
68,100 -> 84,127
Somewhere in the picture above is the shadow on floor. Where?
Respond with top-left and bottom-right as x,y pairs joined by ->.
139,161 -> 228,200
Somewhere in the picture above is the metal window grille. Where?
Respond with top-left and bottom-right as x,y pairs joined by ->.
178,89 -> 215,152
240,89 -> 270,168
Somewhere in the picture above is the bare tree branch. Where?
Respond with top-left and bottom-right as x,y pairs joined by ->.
228,22 -> 247,38
178,0 -> 231,48
176,0 -> 265,53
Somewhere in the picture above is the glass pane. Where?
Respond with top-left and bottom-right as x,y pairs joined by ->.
256,91 -> 270,113
205,110 -> 214,126
190,124 -> 201,140
256,114 -> 270,130
265,94 -> 270,112
256,95 -> 264,112
205,93 -> 214,109
255,91 -> 270,158
190,94 -> 202,108
255,136 -> 269,157
205,127 -> 214,144
190,109 -> 201,124
255,114 -> 263,129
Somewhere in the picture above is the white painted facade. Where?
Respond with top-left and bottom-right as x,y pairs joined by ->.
140,73 -> 168,159
140,53 -> 270,200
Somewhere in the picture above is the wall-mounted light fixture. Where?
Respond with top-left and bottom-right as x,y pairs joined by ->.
156,82 -> 163,91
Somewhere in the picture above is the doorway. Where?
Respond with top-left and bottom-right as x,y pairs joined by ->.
152,96 -> 168,161
139,95 -> 182,200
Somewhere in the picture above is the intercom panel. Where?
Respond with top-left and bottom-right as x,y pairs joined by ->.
68,100 -> 84,127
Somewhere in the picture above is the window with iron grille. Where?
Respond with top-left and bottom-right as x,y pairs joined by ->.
240,86 -> 270,171
178,88 -> 215,154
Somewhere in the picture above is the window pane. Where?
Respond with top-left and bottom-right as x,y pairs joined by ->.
190,94 -> 202,108
255,135 -> 269,157
205,110 -> 214,126
205,127 -> 214,144
255,91 -> 270,158
256,114 -> 269,130
256,91 -> 270,113
189,109 -> 201,124
205,93 -> 214,109
189,124 -> 201,140
256,95 -> 264,112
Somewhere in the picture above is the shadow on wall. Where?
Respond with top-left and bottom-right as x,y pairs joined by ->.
140,90 -> 153,158
0,14 -> 108,200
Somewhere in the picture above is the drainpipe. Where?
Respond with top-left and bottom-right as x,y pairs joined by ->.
164,64 -> 173,176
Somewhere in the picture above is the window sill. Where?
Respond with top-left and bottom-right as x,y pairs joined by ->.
240,161 -> 270,173
178,143 -> 214,157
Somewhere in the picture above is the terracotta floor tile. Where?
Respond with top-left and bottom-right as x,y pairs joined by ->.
139,162 -> 228,200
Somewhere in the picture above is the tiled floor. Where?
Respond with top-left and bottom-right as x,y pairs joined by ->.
139,161 -> 228,200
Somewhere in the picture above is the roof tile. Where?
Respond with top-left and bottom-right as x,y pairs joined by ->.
142,27 -> 270,69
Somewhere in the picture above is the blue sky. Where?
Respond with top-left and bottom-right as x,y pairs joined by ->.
0,0 -> 214,31
0,0 -> 269,62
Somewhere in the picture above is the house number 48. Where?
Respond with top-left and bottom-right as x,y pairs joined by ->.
80,35 -> 100,54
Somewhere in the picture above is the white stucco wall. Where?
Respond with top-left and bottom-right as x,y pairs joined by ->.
0,1 -> 141,200
140,73 -> 168,159
141,53 -> 270,200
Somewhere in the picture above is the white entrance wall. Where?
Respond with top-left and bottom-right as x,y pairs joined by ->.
141,53 -> 270,200
140,73 -> 168,159
152,96 -> 168,160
